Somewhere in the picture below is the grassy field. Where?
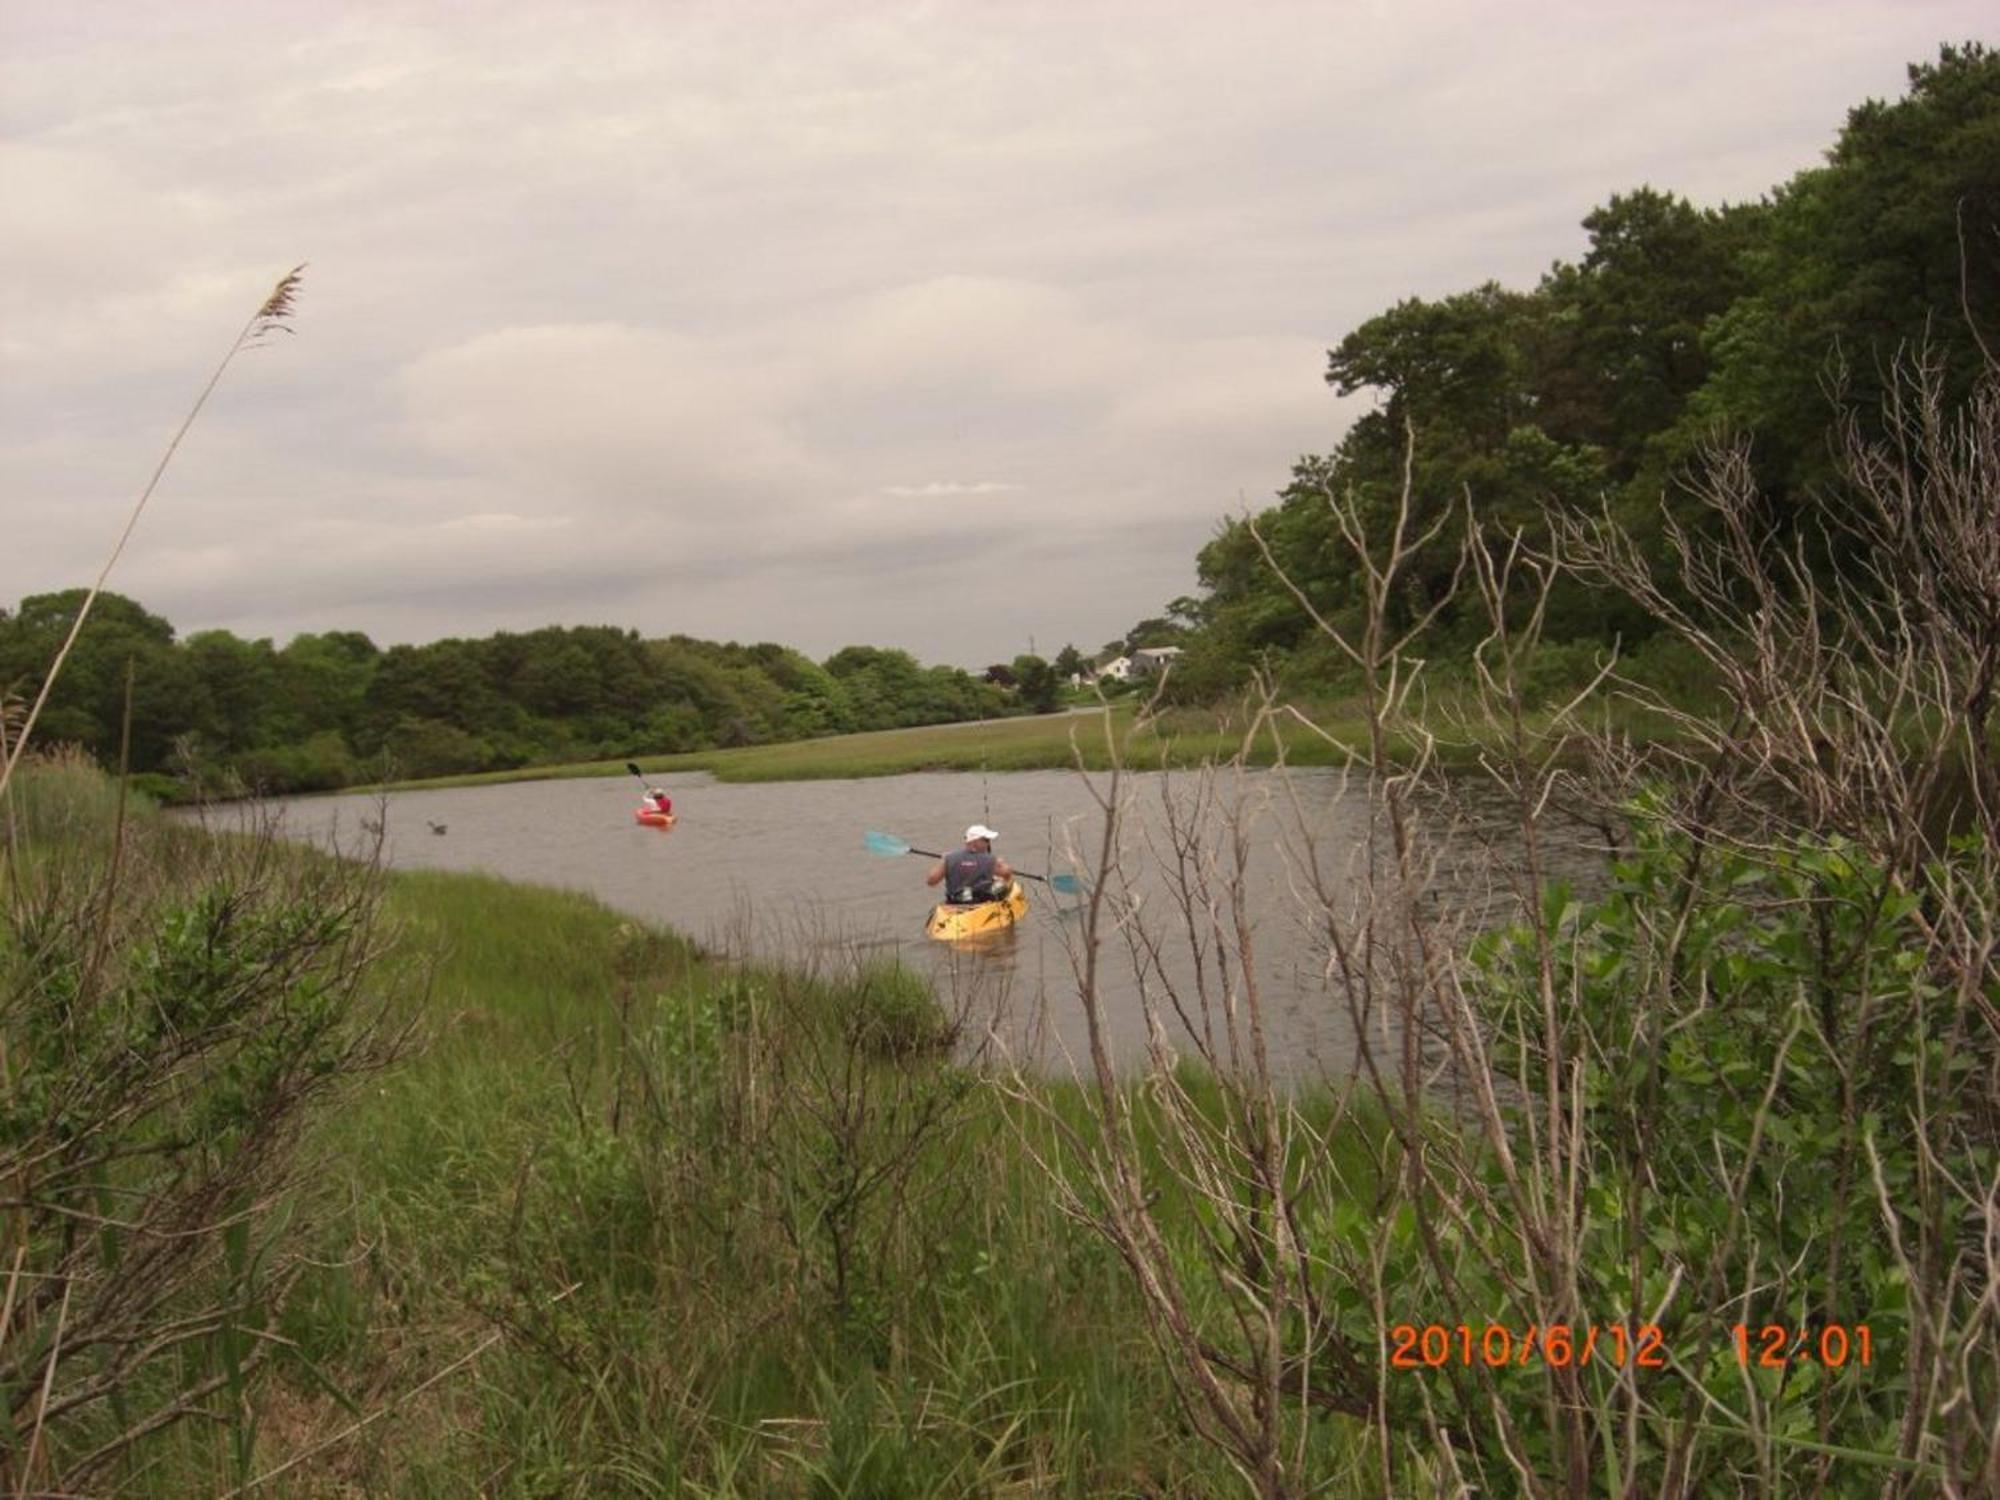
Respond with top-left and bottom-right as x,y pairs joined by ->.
362,691 -> 1683,796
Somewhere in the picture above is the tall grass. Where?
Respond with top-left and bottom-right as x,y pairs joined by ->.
106,806 -> 1366,1495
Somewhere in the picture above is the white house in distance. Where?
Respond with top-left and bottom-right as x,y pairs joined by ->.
1076,647 -> 1181,687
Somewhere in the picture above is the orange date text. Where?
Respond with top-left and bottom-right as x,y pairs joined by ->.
1387,1322 -> 1666,1370
1732,1324 -> 1873,1368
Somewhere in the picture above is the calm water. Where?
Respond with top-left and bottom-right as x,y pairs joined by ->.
236,767 -> 1600,1078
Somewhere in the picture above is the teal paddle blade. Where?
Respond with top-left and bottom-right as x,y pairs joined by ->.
1047,873 -> 1084,895
864,831 -> 911,857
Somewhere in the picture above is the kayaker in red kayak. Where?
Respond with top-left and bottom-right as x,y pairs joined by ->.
926,824 -> 1012,904
644,787 -> 673,817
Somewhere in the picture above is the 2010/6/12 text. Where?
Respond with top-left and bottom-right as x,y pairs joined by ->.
1388,1323 -> 1665,1370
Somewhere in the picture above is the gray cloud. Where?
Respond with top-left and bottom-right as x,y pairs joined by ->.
882,483 -> 1022,499
2,1 -> 1989,667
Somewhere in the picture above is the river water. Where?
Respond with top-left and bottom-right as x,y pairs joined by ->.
241,767 -> 1605,1079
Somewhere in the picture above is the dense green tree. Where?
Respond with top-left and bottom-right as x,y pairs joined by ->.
752,647 -> 854,738
1539,188 -> 1759,473
647,637 -> 779,746
1119,616 -> 1191,653
917,667 -> 1008,724
778,680 -> 853,739
362,639 -> 514,749
1163,45 -> 2000,697
1686,44 -> 2000,508
825,646 -> 927,728
512,639 -> 607,719
1011,654 -> 1060,714
184,631 -> 288,752
1,588 -> 1025,791
379,716 -> 495,779
274,631 -> 377,740
1326,282 -> 1538,437
0,590 -> 201,768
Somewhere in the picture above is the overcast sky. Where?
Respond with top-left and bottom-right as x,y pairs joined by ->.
2,3 -> 1989,670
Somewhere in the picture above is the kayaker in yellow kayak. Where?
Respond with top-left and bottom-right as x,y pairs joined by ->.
926,824 -> 1013,904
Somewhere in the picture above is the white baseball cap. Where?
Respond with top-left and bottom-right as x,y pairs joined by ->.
965,824 -> 1000,843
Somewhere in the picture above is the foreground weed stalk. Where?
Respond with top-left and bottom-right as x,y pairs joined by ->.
0,264 -> 305,804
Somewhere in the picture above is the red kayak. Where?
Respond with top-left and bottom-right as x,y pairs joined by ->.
634,807 -> 676,828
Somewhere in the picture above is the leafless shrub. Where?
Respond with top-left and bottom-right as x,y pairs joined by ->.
1009,685 -> 1388,1497
1016,357 -> 1998,1496
1549,350 -> 2000,1493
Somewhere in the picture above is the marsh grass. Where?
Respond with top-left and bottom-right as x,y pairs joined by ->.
224,854 -> 1388,1496
0,739 -> 131,845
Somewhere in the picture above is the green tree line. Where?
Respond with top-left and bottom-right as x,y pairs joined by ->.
1163,44 -> 2000,700
0,590 -> 1018,794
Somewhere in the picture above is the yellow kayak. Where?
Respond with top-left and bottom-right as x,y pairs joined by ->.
926,881 -> 1027,941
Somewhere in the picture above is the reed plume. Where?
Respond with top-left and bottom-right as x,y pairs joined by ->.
0,263 -> 307,802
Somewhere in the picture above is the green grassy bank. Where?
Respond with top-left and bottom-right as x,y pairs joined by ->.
363,690 -> 1682,795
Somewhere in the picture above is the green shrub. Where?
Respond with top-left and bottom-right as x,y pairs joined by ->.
128,770 -> 183,804
845,959 -> 952,1058
1512,637 -> 1609,706
1623,630 -> 1724,707
0,762 -> 395,1492
1397,809 -> 1989,1487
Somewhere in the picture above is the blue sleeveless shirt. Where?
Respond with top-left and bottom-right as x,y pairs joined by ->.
943,845 -> 1000,903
